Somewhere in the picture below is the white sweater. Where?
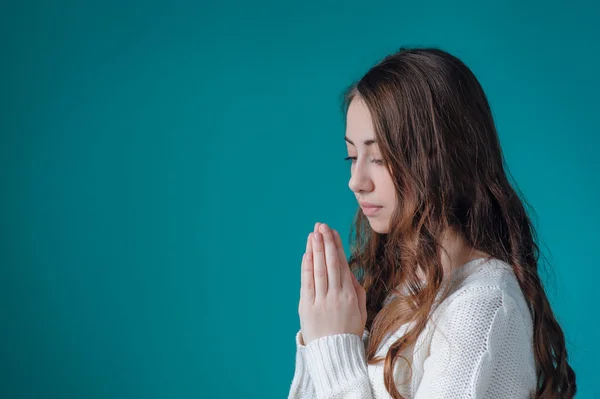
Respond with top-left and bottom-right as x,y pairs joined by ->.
287,257 -> 538,398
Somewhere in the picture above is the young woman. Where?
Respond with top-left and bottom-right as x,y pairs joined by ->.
288,47 -> 576,398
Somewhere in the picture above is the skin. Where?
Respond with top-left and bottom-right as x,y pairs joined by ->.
298,97 -> 490,345
345,97 -> 397,234
299,222 -> 367,345
345,97 -> 489,277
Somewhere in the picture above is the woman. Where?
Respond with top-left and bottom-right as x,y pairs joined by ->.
288,47 -> 576,398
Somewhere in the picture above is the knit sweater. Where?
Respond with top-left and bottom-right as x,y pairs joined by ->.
287,257 -> 538,398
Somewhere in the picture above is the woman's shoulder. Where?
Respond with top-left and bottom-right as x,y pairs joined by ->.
435,257 -> 532,326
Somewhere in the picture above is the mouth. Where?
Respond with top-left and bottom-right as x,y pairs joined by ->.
360,205 -> 382,216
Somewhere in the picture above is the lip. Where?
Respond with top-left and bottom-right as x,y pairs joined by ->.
360,205 -> 382,216
359,201 -> 381,208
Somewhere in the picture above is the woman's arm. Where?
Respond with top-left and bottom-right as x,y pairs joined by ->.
288,329 -> 370,399
413,287 -> 536,398
287,330 -> 316,399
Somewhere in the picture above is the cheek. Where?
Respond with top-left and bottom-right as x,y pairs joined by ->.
377,175 -> 396,202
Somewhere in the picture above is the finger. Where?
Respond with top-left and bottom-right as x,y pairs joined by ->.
310,222 -> 320,297
332,229 -> 347,265
313,222 -> 321,238
320,224 -> 341,292
332,229 -> 353,288
300,235 -> 315,304
301,231 -> 313,283
312,229 -> 328,300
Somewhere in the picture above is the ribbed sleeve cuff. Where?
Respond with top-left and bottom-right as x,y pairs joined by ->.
304,333 -> 369,397
287,329 -> 314,398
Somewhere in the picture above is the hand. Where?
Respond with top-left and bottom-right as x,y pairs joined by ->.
298,222 -> 367,345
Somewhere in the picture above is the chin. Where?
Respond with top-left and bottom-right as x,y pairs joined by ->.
368,219 -> 390,234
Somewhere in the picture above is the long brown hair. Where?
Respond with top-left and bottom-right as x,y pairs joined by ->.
341,47 -> 576,398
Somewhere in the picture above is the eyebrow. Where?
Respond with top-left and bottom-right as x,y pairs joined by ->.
344,136 -> 378,146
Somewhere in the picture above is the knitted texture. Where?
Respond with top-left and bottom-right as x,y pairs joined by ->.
287,258 -> 538,399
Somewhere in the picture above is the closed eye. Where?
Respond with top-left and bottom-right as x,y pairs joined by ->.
344,156 -> 384,165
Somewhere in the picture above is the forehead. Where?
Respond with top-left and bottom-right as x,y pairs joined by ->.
346,98 -> 374,136
345,98 -> 378,149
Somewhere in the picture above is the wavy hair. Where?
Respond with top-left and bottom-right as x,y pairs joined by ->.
342,47 -> 576,398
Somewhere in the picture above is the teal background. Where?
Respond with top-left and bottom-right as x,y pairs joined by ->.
1,1 -> 597,398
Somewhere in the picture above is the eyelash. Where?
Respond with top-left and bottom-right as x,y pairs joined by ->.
344,156 -> 384,165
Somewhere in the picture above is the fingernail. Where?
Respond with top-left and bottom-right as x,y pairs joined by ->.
314,232 -> 321,243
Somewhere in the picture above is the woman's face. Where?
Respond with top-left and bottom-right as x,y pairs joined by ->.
345,97 -> 398,234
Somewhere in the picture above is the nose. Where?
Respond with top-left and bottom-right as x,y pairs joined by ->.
348,161 -> 374,194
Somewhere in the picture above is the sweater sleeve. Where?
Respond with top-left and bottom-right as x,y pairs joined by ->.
288,329 -> 370,399
413,287 -> 535,398
287,330 -> 316,399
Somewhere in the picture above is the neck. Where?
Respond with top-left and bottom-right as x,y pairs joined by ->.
416,227 -> 489,281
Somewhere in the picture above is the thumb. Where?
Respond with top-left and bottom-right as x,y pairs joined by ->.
332,229 -> 367,323
351,271 -> 367,324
